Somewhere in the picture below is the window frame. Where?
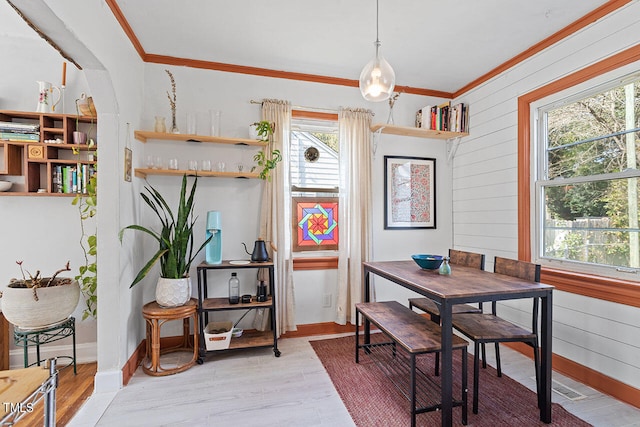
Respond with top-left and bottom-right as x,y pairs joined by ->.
532,75 -> 640,280
289,110 -> 341,267
517,43 -> 640,308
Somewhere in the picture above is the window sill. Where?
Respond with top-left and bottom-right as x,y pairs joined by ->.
541,267 -> 640,308
293,257 -> 338,271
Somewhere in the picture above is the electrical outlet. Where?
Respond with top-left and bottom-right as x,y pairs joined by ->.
323,294 -> 332,307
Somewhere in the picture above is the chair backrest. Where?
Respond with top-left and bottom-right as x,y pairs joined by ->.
493,256 -> 541,332
493,256 -> 540,282
449,249 -> 485,270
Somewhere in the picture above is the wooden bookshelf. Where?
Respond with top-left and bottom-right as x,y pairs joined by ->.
134,130 -> 266,146
371,123 -> 468,140
134,168 -> 259,179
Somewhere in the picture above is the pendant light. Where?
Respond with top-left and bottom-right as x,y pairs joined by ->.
359,0 -> 395,102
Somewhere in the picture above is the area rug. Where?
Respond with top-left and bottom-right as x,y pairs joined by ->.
311,334 -> 591,426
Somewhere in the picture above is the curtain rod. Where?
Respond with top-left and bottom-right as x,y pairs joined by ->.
249,100 -> 374,116
250,100 -> 338,114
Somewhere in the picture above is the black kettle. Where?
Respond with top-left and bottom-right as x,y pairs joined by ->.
242,238 -> 269,262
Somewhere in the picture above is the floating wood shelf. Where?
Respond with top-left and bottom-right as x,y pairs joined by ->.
371,123 -> 468,140
134,168 -> 259,179
134,130 -> 266,146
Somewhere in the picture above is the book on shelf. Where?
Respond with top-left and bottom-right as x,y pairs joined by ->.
0,132 -> 40,141
55,164 -> 95,194
416,103 -> 469,134
0,122 -> 39,133
448,103 -> 469,133
415,109 -> 423,128
420,105 -> 432,130
420,102 -> 468,133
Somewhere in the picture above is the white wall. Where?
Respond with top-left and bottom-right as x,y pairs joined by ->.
0,1 -> 97,365
138,64 -> 454,328
451,2 -> 640,389
0,0 -> 146,394
44,0 -> 146,393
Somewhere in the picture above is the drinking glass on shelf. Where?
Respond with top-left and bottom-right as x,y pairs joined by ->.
146,155 -> 154,169
210,110 -> 221,137
201,160 -> 212,171
236,163 -> 244,172
217,161 -> 226,172
154,156 -> 163,169
154,116 -> 166,133
168,158 -> 179,170
186,112 -> 197,135
188,160 -> 198,171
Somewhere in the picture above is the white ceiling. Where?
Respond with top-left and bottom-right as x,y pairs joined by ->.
2,0 -> 610,95
115,0 -> 609,94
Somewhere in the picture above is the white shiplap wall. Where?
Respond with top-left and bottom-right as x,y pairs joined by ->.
451,2 -> 640,389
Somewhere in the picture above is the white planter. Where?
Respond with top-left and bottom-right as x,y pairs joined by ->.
1,279 -> 80,329
248,124 -> 259,140
156,277 -> 191,307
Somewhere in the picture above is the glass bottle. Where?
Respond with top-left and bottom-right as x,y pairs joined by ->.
256,280 -> 267,302
228,272 -> 239,304
439,256 -> 451,275
154,116 -> 166,133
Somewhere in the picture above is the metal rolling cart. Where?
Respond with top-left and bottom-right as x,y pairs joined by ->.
0,358 -> 58,427
196,260 -> 280,363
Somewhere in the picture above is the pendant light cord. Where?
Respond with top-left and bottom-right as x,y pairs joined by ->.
374,0 -> 381,57
375,0 -> 380,43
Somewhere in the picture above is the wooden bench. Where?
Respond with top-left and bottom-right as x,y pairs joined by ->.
355,301 -> 468,427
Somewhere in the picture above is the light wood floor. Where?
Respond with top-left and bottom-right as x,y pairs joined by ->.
54,334 -> 640,426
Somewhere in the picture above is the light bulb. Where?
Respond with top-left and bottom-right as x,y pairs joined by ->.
368,85 -> 382,98
359,44 -> 395,102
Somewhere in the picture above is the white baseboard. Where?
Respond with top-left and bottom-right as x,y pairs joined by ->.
93,369 -> 122,393
9,342 -> 97,369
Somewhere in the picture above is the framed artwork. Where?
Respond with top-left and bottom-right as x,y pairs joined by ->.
292,197 -> 339,251
384,155 -> 436,229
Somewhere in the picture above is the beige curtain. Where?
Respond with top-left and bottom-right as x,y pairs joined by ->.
336,108 -> 373,325
254,99 -> 296,335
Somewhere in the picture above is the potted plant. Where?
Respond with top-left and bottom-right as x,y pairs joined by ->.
253,149 -> 282,181
119,174 -> 211,307
249,121 -> 282,181
0,261 -> 80,329
254,120 -> 274,141
71,154 -> 97,320
249,120 -> 274,141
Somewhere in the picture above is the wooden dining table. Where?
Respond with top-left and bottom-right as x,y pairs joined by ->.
362,260 -> 554,427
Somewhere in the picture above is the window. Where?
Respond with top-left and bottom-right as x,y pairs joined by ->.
535,76 -> 640,279
290,118 -> 339,252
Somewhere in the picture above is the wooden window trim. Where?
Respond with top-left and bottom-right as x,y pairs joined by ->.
293,257 -> 338,271
517,43 -> 640,307
292,110 -> 338,121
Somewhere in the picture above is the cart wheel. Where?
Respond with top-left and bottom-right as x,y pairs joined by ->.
197,358 -> 204,365
274,349 -> 281,357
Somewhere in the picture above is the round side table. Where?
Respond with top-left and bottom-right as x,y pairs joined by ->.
142,298 -> 198,376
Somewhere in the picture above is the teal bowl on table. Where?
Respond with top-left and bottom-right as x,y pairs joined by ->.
411,254 -> 444,270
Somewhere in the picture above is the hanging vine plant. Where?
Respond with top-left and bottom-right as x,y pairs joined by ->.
72,139 -> 97,320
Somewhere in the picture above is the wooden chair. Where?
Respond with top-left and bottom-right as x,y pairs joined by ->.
452,256 -> 541,414
408,249 -> 485,375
